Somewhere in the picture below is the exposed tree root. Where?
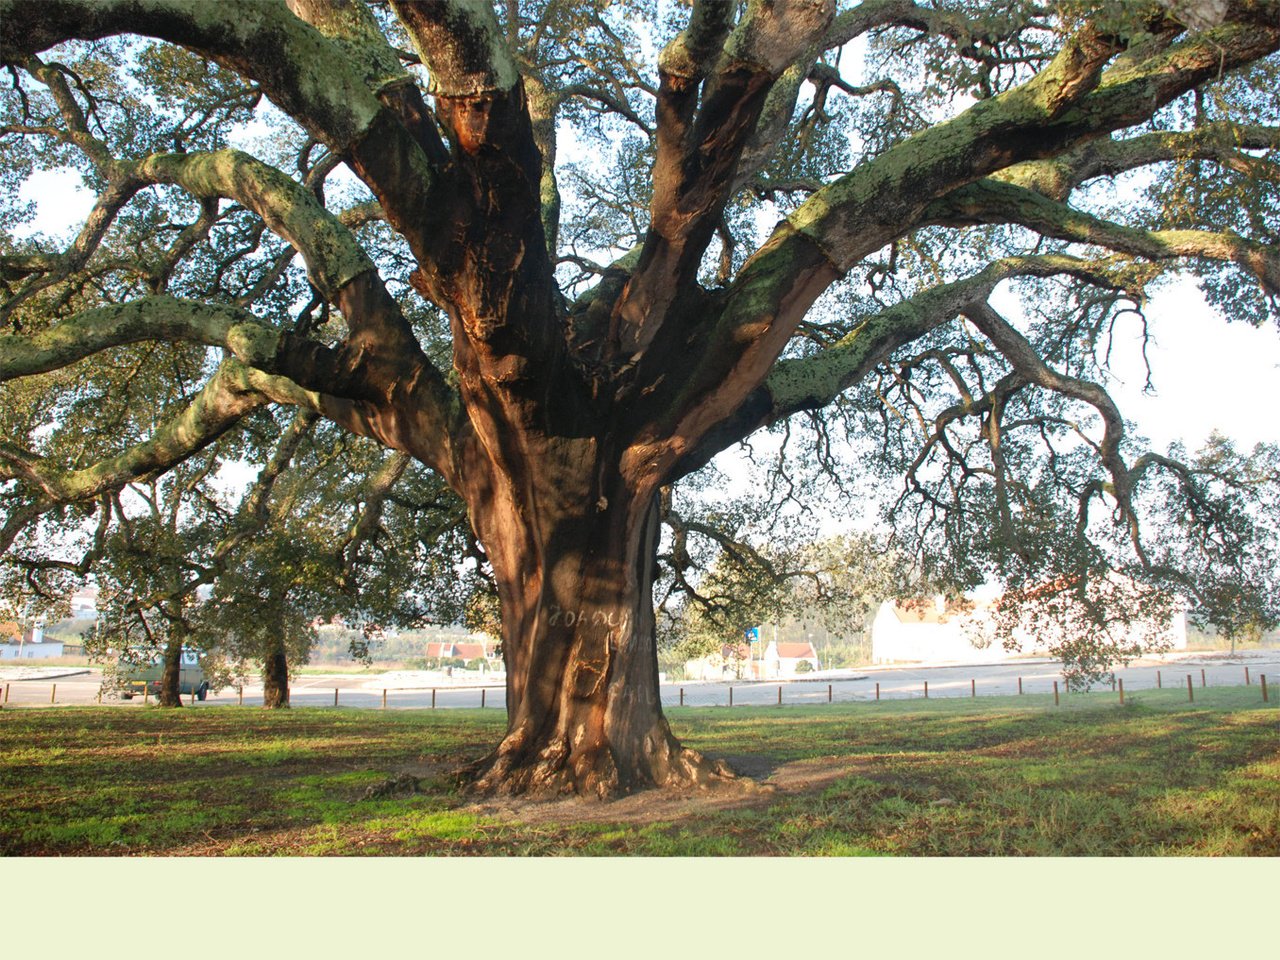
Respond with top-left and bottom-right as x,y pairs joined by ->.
462,730 -> 744,801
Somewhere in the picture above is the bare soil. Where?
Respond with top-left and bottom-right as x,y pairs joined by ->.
461,753 -> 874,826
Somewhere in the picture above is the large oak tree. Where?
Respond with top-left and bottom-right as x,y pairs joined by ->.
2,0 -> 1278,796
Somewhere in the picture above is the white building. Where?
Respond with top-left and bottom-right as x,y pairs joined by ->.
70,586 -> 99,619
872,584 -> 1187,665
761,640 -> 821,678
0,618 -> 65,659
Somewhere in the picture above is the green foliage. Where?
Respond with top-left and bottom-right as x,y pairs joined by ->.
2,0 -> 1278,692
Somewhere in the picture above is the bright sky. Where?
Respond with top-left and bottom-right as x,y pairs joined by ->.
1091,278 -> 1280,451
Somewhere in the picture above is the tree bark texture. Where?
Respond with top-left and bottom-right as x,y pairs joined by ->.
462,452 -> 734,798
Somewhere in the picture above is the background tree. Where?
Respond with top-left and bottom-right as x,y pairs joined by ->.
3,1 -> 1279,796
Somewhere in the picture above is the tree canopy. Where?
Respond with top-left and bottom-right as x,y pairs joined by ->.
2,0 -> 1278,795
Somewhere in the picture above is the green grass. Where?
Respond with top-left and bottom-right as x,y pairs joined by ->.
1,687 -> 1275,856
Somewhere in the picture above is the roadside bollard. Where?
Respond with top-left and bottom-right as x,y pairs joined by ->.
1119,678 -> 1125,705
777,685 -> 782,706
828,683 -> 832,703
1053,681 -> 1059,707
1245,667 -> 1250,685
1157,670 -> 1162,689
3,683 -> 8,703
51,684 -> 56,704
382,689 -> 387,709
729,686 -> 734,707
431,688 -> 436,709
1262,675 -> 1269,703
923,680 -> 928,699
875,681 -> 880,701
1187,674 -> 1194,702
971,678 -> 976,698
1201,668 -> 1207,688
334,688 -> 339,707
481,688 -> 486,709
679,687 -> 684,707
1018,677 -> 1023,695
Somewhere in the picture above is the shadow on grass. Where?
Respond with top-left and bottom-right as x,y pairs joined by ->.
1,690 -> 1275,855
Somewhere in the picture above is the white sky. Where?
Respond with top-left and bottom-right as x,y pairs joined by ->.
1088,278 -> 1279,450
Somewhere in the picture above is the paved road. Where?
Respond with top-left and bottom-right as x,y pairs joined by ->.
4,650 -> 1276,710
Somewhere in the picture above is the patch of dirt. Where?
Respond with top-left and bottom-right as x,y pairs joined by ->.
462,753 -> 875,826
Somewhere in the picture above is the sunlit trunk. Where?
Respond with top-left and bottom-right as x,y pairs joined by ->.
462,449 -> 733,798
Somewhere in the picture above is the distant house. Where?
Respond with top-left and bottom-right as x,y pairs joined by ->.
762,640 -> 820,678
872,584 -> 1188,665
871,598 -> 999,664
0,619 -> 65,660
424,637 -> 503,671
684,643 -> 757,680
683,639 -> 822,680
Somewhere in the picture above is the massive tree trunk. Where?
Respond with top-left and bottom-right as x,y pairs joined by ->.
462,448 -> 734,798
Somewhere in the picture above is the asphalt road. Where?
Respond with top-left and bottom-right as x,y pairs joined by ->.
3,650 -> 1276,710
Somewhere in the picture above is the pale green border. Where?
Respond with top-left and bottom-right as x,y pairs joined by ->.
7,858 -> 1275,956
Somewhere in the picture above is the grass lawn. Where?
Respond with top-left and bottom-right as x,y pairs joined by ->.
1,686 -> 1275,856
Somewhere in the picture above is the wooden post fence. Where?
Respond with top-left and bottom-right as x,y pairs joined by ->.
729,686 -> 734,707
971,678 -> 976,698
1119,678 -> 1125,705
334,688 -> 339,707
777,685 -> 782,706
1245,667 -> 1251,685
4,683 -> 9,703
875,681 -> 880,701
679,687 -> 684,706
382,689 -> 387,709
50,684 -> 56,704
1018,677 -> 1022,695
1053,681 -> 1059,706
923,680 -> 928,699
1157,670 -> 1162,689
431,688 -> 436,709
1261,675 -> 1268,703
481,688 -> 487,709
1201,668 -> 1207,688
1186,674 -> 1194,702
828,683 -> 832,703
